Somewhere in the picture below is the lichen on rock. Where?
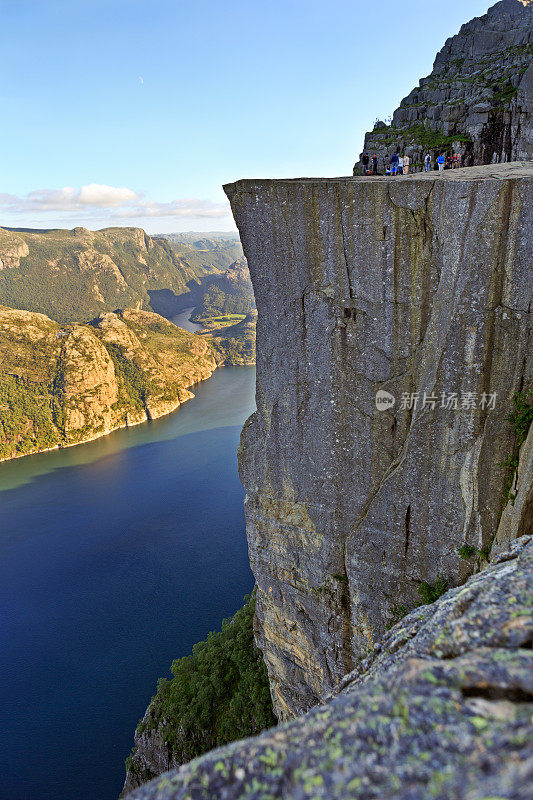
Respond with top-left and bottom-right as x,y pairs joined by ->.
124,536 -> 532,800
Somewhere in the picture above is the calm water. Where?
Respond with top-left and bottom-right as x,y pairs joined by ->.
0,367 -> 256,800
171,307 -> 203,333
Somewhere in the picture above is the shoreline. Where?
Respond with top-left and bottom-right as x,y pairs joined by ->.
0,367 -> 218,466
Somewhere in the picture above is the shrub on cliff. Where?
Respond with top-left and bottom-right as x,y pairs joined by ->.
138,593 -> 276,765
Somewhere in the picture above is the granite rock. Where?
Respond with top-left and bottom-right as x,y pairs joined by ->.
356,0 -> 533,171
124,536 -> 533,800
224,163 -> 532,719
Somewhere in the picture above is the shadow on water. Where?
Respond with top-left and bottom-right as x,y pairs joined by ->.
0,367 -> 256,493
0,367 -> 256,800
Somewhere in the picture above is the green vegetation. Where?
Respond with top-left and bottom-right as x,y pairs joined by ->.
458,544 -> 476,560
418,575 -> 448,605
491,81 -> 519,110
0,372 -> 61,458
502,390 -> 533,506
133,593 -> 276,767
206,314 -> 247,325
386,604 -> 408,630
477,545 -> 492,563
333,573 -> 349,583
105,343 -> 151,411
401,124 -> 472,150
192,279 -> 254,322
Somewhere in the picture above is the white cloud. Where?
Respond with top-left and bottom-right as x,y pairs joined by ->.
78,184 -> 138,206
0,184 -> 231,222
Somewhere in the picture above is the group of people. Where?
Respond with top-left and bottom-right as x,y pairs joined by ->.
430,151 -> 462,171
361,150 -> 462,175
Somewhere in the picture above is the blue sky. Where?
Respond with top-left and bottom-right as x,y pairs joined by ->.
1,0 -> 491,232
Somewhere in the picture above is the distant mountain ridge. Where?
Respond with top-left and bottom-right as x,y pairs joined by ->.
0,225 -> 247,325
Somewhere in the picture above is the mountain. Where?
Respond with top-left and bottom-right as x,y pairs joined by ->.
160,231 -> 243,271
0,226 -> 248,325
0,305 -> 217,461
0,226 -> 219,324
0,224 -> 256,369
355,0 -> 533,171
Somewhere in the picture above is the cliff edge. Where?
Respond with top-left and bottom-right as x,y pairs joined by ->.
124,535 -> 532,800
224,163 -> 532,719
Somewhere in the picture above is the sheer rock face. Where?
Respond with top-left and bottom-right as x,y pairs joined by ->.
356,0 -> 533,170
224,164 -> 533,720
124,536 -> 533,800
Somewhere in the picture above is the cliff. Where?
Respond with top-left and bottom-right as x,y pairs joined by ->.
224,163 -> 532,719
356,0 -> 533,170
0,306 -> 218,461
124,534 -> 533,800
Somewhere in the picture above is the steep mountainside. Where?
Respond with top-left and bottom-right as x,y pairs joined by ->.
0,305 -> 217,461
162,231 -> 243,271
356,0 -> 533,170
125,535 -> 533,800
205,312 -> 257,367
189,259 -> 254,322
225,163 -> 532,720
0,226 -> 247,325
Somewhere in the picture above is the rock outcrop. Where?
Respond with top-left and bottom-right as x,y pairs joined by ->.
0,305 -> 218,461
224,163 -> 532,719
124,535 -> 533,800
356,0 -> 533,171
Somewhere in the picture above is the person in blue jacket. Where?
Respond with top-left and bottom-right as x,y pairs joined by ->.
391,152 -> 399,175
437,153 -> 445,171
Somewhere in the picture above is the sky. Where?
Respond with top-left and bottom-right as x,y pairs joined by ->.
1,0 -> 492,233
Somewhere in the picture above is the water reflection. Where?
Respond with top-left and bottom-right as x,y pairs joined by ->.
0,367 -> 256,493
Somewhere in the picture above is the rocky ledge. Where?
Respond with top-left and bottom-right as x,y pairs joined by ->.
124,535 -> 532,800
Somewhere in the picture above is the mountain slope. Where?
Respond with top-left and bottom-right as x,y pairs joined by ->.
355,0 -> 533,171
0,226 -> 239,325
0,305 -> 217,460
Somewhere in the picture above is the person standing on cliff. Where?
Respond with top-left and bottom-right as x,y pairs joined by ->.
391,152 -> 399,175
362,152 -> 370,174
372,154 -> 378,175
437,153 -> 445,171
403,154 -> 410,174
398,155 -> 404,175
424,153 -> 431,172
